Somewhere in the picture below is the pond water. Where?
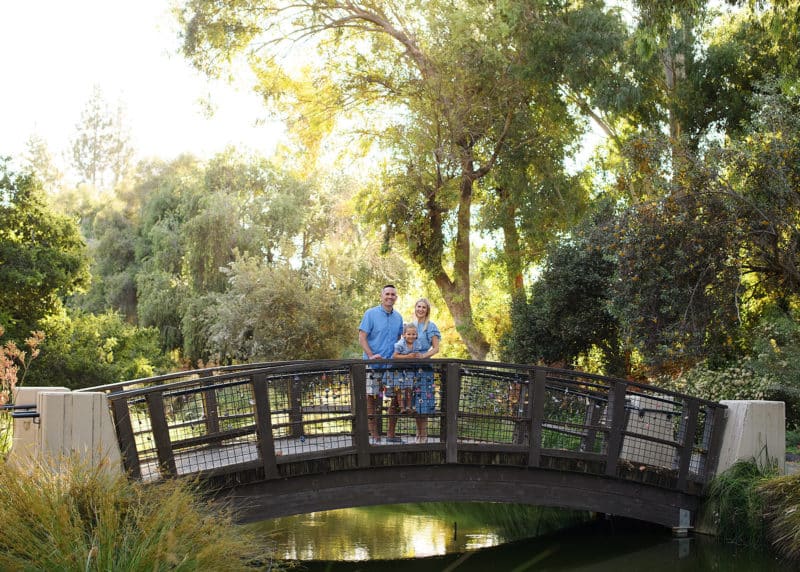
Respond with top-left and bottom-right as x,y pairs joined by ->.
247,503 -> 792,571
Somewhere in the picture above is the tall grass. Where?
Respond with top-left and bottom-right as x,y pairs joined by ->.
759,472 -> 800,561
703,459 -> 778,548
0,457 -> 277,571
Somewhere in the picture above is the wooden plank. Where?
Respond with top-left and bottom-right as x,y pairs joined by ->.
252,372 -> 279,479
445,362 -> 460,463
604,380 -> 628,477
528,369 -> 545,467
677,398 -> 699,491
351,363 -> 370,467
110,397 -> 141,479
146,393 -> 176,478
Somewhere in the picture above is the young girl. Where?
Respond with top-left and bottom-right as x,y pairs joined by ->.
392,323 -> 423,413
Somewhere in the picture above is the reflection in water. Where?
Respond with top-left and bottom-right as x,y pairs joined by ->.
249,503 -> 795,572
248,502 -> 586,561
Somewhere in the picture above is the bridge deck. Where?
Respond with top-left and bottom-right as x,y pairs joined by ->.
83,359 -> 727,528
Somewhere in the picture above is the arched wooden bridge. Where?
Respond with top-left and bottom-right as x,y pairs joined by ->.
83,360 -> 727,530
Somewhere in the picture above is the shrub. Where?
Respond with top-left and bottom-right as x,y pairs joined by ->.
0,458 -> 276,571
662,359 -> 770,403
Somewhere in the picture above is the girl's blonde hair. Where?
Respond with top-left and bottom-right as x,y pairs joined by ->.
403,323 -> 418,333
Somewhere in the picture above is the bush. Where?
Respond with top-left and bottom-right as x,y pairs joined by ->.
662,359 -> 770,403
0,458 -> 276,571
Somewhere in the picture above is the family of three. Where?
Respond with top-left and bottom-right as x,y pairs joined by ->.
357,284 -> 441,444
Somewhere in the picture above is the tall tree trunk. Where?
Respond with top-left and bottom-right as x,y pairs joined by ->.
412,155 -> 491,360
497,186 -> 525,294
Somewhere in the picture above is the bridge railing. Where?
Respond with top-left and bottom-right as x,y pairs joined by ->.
99,360 -> 726,495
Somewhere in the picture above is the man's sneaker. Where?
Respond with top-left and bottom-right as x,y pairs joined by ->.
386,436 -> 403,443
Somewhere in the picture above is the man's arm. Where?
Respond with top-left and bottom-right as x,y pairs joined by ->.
359,330 -> 380,359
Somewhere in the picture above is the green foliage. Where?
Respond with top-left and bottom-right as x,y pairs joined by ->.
704,459 -> 778,549
25,310 -> 175,390
501,211 -> 622,374
201,255 -> 358,362
611,184 -> 742,374
717,85 -> 800,301
663,360 -> 770,402
0,458 -> 275,571
0,159 -> 90,342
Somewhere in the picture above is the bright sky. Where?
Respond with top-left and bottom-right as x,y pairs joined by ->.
0,0 -> 283,167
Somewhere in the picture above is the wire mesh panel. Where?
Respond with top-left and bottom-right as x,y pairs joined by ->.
458,365 -> 528,444
126,397 -> 159,480
540,380 -> 609,453
620,391 -> 682,469
268,368 -> 355,456
375,363 -> 445,443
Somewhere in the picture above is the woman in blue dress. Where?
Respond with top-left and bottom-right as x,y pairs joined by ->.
411,298 -> 440,443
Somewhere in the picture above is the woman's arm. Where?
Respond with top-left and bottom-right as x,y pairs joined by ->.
424,336 -> 440,358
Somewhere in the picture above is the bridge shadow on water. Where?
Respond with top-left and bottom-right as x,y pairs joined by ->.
84,359 -> 728,530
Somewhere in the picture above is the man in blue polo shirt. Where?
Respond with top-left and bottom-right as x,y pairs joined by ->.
358,284 -> 403,443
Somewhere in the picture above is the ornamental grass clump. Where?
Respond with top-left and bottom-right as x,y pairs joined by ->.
704,459 -> 777,548
0,457 -> 275,571
759,472 -> 800,562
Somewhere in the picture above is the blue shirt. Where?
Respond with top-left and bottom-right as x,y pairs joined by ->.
393,338 -> 423,356
413,320 -> 441,352
359,305 -> 403,360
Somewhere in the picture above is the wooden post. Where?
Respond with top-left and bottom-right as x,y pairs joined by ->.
512,380 -> 529,445
289,375 -> 304,438
528,369 -> 546,468
252,372 -> 279,479
703,405 -> 727,485
351,363 -> 370,467
604,381 -> 628,477
146,392 -> 176,478
110,397 -> 141,479
581,395 -> 603,453
445,362 -> 460,464
199,370 -> 220,436
676,398 -> 699,491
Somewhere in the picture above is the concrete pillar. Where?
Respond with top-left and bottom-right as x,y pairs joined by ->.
37,391 -> 123,475
6,386 -> 69,468
717,400 -> 785,475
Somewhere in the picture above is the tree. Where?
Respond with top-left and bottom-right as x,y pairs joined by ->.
23,134 -> 63,194
0,159 -> 90,342
501,208 -> 623,375
200,255 -> 358,362
70,85 -> 133,189
177,0 -> 627,358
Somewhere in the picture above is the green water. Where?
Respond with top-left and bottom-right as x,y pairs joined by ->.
249,503 -> 791,571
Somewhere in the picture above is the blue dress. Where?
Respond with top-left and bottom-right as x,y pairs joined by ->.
411,320 -> 440,414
